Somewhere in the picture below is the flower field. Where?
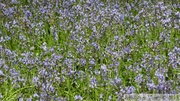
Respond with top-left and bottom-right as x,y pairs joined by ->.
0,0 -> 180,101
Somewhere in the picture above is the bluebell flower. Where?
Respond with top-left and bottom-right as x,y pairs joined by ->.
89,76 -> 97,88
18,98 -> 23,101
25,10 -> 32,20
74,95 -> 83,101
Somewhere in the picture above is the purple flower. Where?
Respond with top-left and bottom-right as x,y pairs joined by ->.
19,98 -> 23,101
161,18 -> 171,24
134,74 -> 143,84
4,7 -> 14,17
110,77 -> 121,86
0,59 -> 5,67
155,68 -> 166,83
9,68 -> 19,77
33,93 -> 39,98
100,64 -> 107,72
125,86 -> 136,94
80,58 -> 86,66
156,83 -> 170,93
11,0 -> 17,3
74,95 -> 83,101
25,10 -> 32,19
168,47 -> 180,68
89,76 -> 97,88
52,53 -> 63,60
89,57 -> 95,65
0,70 -> 5,76
33,76 -> 39,83
125,3 -> 131,11
114,77 -> 121,84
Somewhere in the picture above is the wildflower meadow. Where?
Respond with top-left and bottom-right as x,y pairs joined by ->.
0,0 -> 180,101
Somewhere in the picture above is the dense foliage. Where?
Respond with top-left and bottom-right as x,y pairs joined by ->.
0,0 -> 180,101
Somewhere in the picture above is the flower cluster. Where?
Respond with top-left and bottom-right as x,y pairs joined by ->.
0,0 -> 179,100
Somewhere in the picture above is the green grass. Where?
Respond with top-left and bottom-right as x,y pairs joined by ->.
1,22 -> 179,100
